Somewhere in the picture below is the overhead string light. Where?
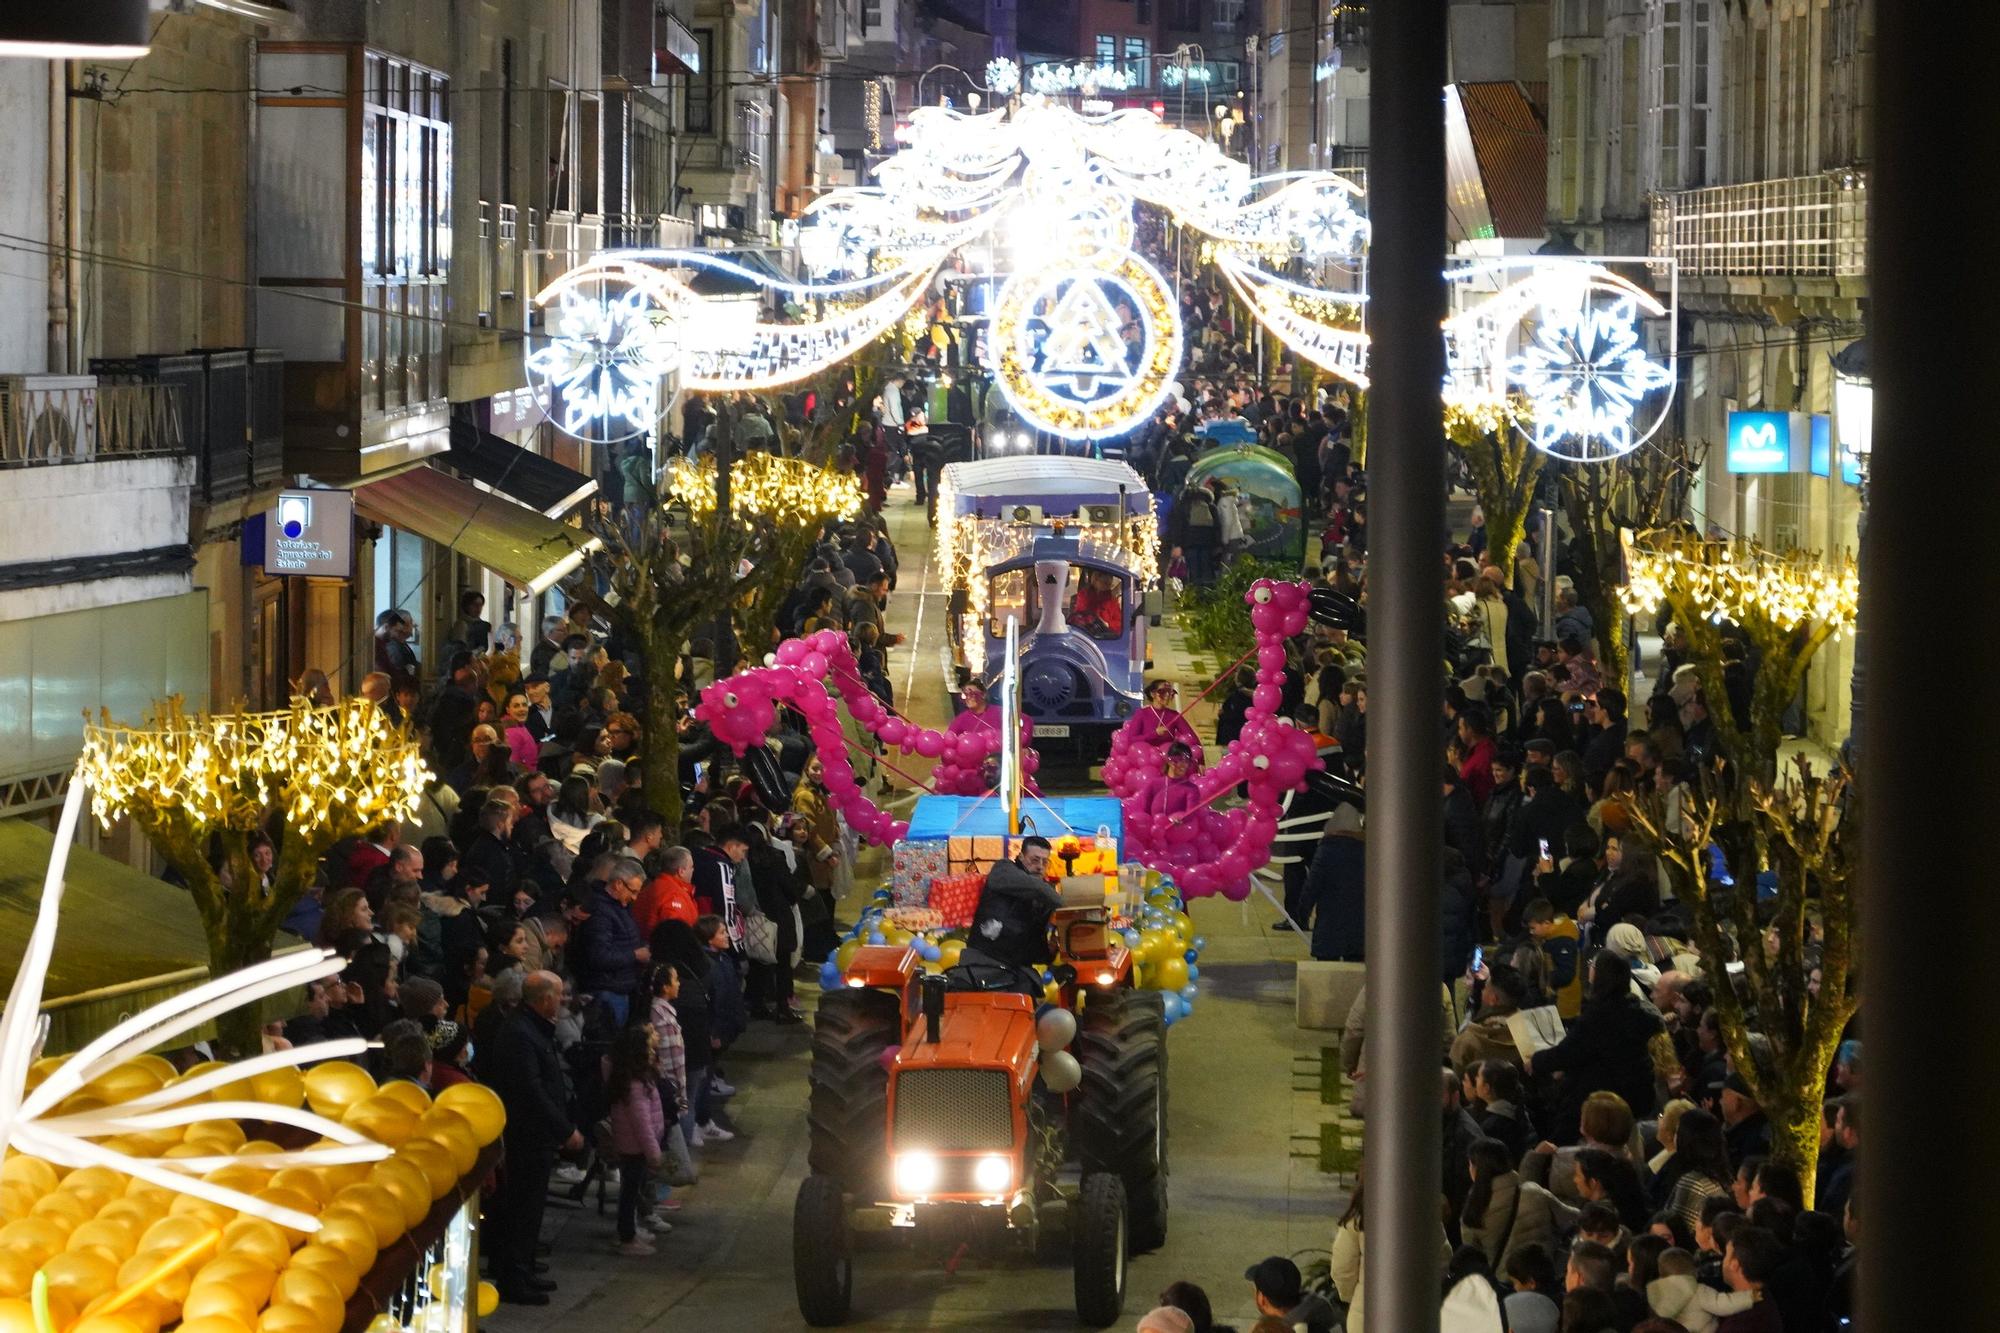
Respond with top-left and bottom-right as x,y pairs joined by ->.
516,71 -> 1668,463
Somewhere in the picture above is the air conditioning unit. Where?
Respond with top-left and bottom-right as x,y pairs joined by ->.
1081,503 -> 1121,525
1007,503 -> 1045,523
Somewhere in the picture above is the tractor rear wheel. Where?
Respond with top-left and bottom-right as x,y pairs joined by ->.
807,987 -> 901,1195
793,1173 -> 853,1326
1071,1173 -> 1128,1327
1073,988 -> 1168,1250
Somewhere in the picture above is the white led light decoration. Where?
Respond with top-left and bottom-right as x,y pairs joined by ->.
985,58 -> 1021,95
991,249 -> 1183,440
1028,61 -> 1134,95
524,262 -> 688,444
1504,293 -> 1674,460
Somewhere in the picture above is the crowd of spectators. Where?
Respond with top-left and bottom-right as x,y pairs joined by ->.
265,449 -> 927,1301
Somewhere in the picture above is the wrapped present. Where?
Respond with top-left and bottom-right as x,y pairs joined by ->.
929,871 -> 984,928
892,839 -> 949,907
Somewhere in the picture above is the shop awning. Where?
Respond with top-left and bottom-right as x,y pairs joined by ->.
354,466 -> 602,595
445,419 -> 598,516
0,819 -> 211,1005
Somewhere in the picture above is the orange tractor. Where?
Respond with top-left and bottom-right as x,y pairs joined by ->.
793,903 -> 1169,1327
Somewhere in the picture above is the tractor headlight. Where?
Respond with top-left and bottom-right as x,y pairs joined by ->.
893,1151 -> 940,1196
973,1155 -> 1013,1194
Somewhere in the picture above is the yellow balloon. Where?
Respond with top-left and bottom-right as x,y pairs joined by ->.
374,1080 -> 432,1117
65,1218 -> 139,1262
32,1191 -> 93,1227
271,1265 -> 342,1320
216,1217 -> 292,1269
192,1254 -> 278,1302
178,1317 -> 256,1333
185,1119 -> 248,1152
301,1064 -> 376,1119
42,1247 -> 121,1303
301,1212 -> 375,1273
414,1112 -> 479,1176
252,1187 -> 322,1240
246,1066 -> 306,1111
256,1303 -> 328,1333
369,1160 -> 432,1230
0,1251 -> 33,1299
393,1143 -> 458,1201
365,1317 -> 400,1333
0,1300 -> 35,1333
326,1183 -> 404,1248
286,1244 -> 359,1300
0,1152 -> 54,1192
1149,956 -> 1190,992
164,1196 -> 233,1229
137,1215 -> 213,1258
308,1161 -> 370,1195
0,1215 -> 71,1263
116,1248 -> 195,1306
263,1171 -> 329,1209
234,1142 -> 286,1160
22,1057 -> 66,1093
180,1284 -> 261,1326
68,1314 -> 153,1333
201,1167 -> 269,1198
58,1168 -> 126,1206
476,1281 -> 500,1317
342,1098 -> 420,1149
432,1083 -> 506,1146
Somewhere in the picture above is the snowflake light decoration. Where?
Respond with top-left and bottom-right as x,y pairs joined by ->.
985,57 -> 1021,95
1504,292 -> 1675,462
524,263 -> 685,445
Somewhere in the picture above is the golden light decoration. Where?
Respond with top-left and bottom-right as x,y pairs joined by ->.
78,698 -> 432,841
667,450 -> 866,526
1442,392 -> 1532,445
1618,531 -> 1859,636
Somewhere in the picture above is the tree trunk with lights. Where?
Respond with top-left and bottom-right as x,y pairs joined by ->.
1446,401 -> 1543,584
1630,763 -> 1858,1204
1557,438 -> 1706,690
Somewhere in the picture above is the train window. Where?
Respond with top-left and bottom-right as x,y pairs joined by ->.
1065,568 -> 1127,640
988,568 -> 1030,636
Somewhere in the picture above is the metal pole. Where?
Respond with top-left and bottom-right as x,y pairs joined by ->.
1859,5 -> 2000,1330
1361,0 -> 1446,1331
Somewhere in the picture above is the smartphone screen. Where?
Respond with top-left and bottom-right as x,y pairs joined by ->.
1539,838 -> 1551,860
1471,946 -> 1484,973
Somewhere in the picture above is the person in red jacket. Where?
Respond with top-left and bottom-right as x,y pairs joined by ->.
1455,704 -> 1500,806
635,845 -> 700,937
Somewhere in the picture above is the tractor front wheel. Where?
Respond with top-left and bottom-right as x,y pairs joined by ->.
793,1173 -> 854,1326
1072,1173 -> 1129,1327
807,987 -> 901,1196
1073,988 -> 1169,1250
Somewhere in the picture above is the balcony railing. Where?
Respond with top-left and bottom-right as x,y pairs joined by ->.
1650,172 -> 1869,279
0,378 -> 185,468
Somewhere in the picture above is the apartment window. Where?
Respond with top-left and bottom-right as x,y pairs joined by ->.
1551,53 -> 1597,222
863,0 -> 882,30
1613,34 -> 1640,211
737,98 -> 769,167
361,53 -> 449,416
687,29 -> 715,133
1646,0 -> 1713,192
1211,0 -> 1242,31
1168,0 -> 1200,28
1124,37 -> 1149,87
1096,34 -> 1118,66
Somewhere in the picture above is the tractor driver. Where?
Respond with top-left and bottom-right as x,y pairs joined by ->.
961,836 -> 1060,993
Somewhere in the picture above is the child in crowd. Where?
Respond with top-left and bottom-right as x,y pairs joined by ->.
605,1025 -> 666,1256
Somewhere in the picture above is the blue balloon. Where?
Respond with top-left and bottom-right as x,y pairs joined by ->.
1160,993 -> 1185,1025
1179,984 -> 1200,1004
867,932 -> 886,947
1192,935 -> 1208,951
1185,964 -> 1200,983
1183,948 -> 1199,963
919,941 -> 941,962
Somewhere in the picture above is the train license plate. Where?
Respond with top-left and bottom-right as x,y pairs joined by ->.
1032,724 -> 1071,738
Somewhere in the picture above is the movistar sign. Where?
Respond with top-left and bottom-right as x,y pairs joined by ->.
1726,410 -> 1805,474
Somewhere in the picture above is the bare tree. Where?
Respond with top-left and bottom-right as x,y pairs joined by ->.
1629,761 -> 1858,1203
1446,398 -> 1543,583
1556,437 -> 1707,689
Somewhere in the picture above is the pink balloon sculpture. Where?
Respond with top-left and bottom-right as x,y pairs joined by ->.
1108,578 -> 1325,900
694,630 -> 1028,847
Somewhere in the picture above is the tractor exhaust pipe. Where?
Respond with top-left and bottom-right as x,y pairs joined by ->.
920,972 -> 946,1045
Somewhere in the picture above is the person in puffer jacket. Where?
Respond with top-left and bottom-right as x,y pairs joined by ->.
1645,1248 -> 1755,1333
604,1026 -> 666,1255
